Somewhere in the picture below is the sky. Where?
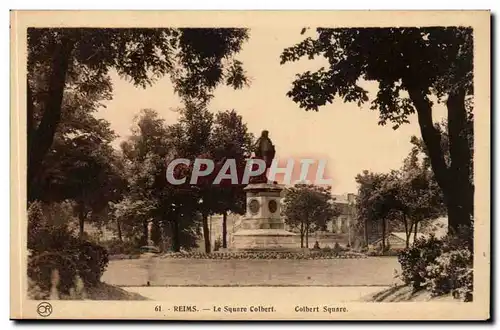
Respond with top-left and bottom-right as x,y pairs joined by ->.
95,28 -> 447,194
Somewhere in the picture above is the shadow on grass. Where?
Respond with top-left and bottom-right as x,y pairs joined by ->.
85,282 -> 149,301
362,284 -> 456,302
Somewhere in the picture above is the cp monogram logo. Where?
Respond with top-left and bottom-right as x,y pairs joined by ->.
37,302 -> 53,317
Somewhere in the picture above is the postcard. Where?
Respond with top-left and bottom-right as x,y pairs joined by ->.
10,10 -> 490,320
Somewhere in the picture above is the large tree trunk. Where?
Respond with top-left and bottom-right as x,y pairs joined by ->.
202,212 -> 211,253
407,86 -> 473,246
27,36 -> 74,197
222,211 -> 228,249
446,87 -> 474,243
407,87 -> 450,198
414,221 -> 419,242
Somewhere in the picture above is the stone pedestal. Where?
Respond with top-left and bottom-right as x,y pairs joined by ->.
232,183 -> 298,250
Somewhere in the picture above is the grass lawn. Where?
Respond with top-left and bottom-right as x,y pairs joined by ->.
102,256 -> 401,287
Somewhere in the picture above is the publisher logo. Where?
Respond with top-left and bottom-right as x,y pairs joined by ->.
37,302 -> 52,317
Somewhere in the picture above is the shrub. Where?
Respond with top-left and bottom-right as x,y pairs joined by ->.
77,241 -> 109,286
27,278 -> 46,300
425,248 -> 473,301
29,236 -> 109,295
397,233 -> 473,301
102,239 -> 139,255
27,202 -> 110,296
28,248 -> 79,295
398,235 -> 443,290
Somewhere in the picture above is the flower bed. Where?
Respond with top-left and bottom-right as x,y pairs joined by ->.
159,250 -> 367,260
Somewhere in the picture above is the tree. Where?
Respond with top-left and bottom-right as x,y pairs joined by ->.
27,27 -> 249,196
30,79 -> 126,238
174,103 -> 215,253
380,172 -> 414,248
398,147 -> 446,245
168,104 -> 255,252
355,144 -> 446,249
282,184 -> 337,248
117,105 -> 255,253
281,27 -> 473,244
209,110 -> 254,248
355,171 -> 389,247
116,109 -> 203,251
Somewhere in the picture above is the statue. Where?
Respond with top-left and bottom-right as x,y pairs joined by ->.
250,130 -> 276,183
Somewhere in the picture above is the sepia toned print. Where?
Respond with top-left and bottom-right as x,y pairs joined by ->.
11,10 -> 490,320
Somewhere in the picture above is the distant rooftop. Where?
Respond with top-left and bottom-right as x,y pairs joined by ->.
332,193 -> 356,204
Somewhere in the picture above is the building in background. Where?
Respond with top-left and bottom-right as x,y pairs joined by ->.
329,193 -> 357,234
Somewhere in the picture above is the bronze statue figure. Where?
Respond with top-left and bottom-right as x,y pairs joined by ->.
250,130 -> 276,183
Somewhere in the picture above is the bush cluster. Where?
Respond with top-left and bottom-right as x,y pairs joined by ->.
101,239 -> 140,256
425,249 -> 473,301
27,203 -> 109,298
28,229 -> 109,296
161,250 -> 366,260
319,242 -> 351,254
398,234 -> 473,301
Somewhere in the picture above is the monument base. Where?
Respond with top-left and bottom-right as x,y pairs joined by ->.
232,229 -> 299,250
231,182 -> 301,250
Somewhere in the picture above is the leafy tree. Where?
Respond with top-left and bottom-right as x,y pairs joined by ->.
355,145 -> 446,249
397,147 -> 446,246
376,171 -> 414,248
116,109 -> 201,251
355,171 -> 389,247
282,184 -> 338,248
27,27 -> 249,196
281,27 -> 473,244
173,103 -> 215,253
209,110 -> 254,248
167,104 -> 255,252
31,78 -> 126,237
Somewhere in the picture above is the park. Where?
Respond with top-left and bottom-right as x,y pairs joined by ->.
26,26 -> 474,303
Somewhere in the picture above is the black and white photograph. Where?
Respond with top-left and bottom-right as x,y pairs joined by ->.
10,10 -> 490,320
